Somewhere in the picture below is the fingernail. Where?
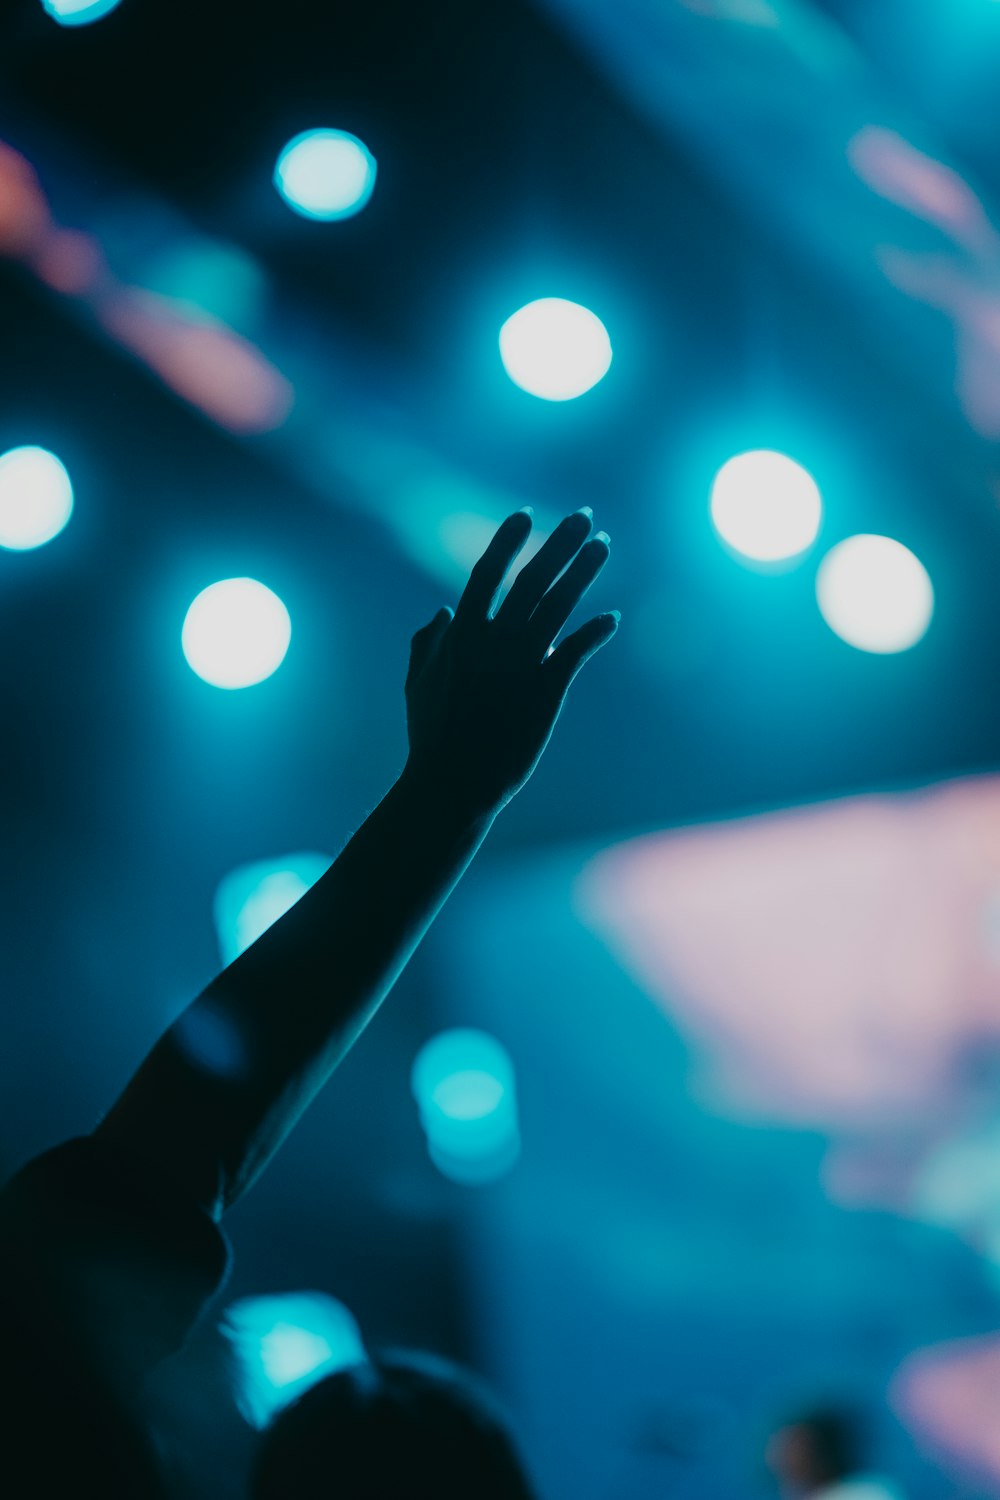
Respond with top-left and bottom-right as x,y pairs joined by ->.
608,610 -> 621,623
517,505 -> 533,517
594,530 -> 610,546
576,506 -> 593,520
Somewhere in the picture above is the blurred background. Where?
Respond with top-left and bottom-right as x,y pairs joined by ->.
3,0 -> 1000,1494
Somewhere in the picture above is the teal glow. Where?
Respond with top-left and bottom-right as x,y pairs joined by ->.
412,1030 -> 520,1185
431,1069 -> 506,1121
181,577 -> 291,689
41,0 -> 124,23
499,298 -> 612,401
0,447 -> 74,551
214,853 -> 332,967
710,450 -> 822,563
274,129 -> 377,221
222,1292 -> 366,1429
143,240 -> 265,329
816,534 -> 934,653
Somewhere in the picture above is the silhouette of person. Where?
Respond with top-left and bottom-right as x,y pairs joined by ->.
0,507 -> 617,1493
251,1351 -> 538,1499
766,1408 -> 904,1500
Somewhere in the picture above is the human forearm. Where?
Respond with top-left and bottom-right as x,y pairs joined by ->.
98,766 -> 496,1216
96,507 -> 617,1219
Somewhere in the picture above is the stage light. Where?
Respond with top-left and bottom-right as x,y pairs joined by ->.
274,129 -> 377,221
816,534 -> 933,653
214,853 -> 332,967
412,1029 -> 521,1185
0,446 -> 74,551
181,577 -> 291,688
710,450 -> 822,563
40,0 -> 124,24
222,1292 -> 366,1429
499,297 -> 612,401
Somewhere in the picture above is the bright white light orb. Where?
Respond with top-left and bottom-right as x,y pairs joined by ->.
710,450 -> 822,562
274,129 -> 377,221
182,577 -> 291,688
41,0 -> 124,24
0,447 -> 74,551
499,297 -> 612,401
816,534 -> 934,654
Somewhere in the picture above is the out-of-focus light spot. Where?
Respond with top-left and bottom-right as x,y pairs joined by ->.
214,853 -> 332,967
0,446 -> 74,551
222,1292 -> 366,1430
412,1030 -> 520,1185
142,240 -> 265,329
33,229 -> 104,295
499,297 -> 612,401
101,289 -> 293,434
816,534 -> 933,653
710,450 -> 822,563
41,0 -> 124,25
182,577 -> 291,689
848,128 -> 990,245
0,144 -> 50,258
432,1069 -> 506,1120
274,129 -> 377,222
911,1124 -> 1000,1233
437,509 -> 549,584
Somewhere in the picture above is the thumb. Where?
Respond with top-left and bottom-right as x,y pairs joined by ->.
406,606 -> 453,684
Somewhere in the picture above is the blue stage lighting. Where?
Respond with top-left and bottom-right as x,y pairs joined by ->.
222,1292 -> 366,1429
214,853 -> 332,967
41,0 -> 124,24
0,446 -> 74,551
499,297 -> 612,401
181,577 -> 291,689
710,450 -> 822,563
274,129 -> 377,221
816,534 -> 934,653
412,1030 -> 521,1185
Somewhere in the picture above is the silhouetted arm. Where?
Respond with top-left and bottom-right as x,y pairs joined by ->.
96,509 -> 618,1218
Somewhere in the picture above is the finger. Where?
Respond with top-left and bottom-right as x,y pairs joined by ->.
525,532 -> 610,660
406,607 -> 452,687
543,611 -> 620,698
495,508 -> 593,630
452,509 -> 533,627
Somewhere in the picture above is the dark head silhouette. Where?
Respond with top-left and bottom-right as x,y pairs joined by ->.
766,1406 -> 865,1494
250,1351 -> 537,1500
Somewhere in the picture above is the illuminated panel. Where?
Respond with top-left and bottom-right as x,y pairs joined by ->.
891,1334 -> 1000,1488
575,777 -> 1000,1130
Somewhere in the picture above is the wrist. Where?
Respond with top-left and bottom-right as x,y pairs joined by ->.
397,757 -> 504,831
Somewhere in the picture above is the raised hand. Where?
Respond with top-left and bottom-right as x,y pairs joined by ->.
404,507 -> 619,816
